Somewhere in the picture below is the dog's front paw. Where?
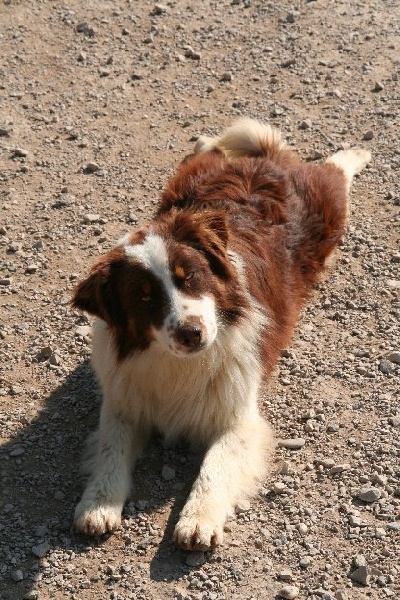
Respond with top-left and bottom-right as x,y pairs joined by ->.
74,501 -> 121,536
173,515 -> 224,551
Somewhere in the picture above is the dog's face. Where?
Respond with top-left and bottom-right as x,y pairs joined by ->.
72,211 -> 245,360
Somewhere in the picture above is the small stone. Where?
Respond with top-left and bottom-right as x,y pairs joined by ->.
0,277 -> 12,286
334,591 -> 348,600
11,570 -> 24,582
11,386 -> 23,395
128,211 -> 139,223
373,81 -> 384,91
75,325 -> 92,338
357,487 -> 381,503
76,22 -> 95,37
77,51 -> 86,61
85,162 -> 100,173
329,463 -> 350,475
0,127 -> 10,136
278,438 -> 305,450
83,213 -> 100,224
362,131 -> 374,141
299,556 -> 311,568
33,239 -> 44,250
271,481 -> 287,494
375,527 -> 386,538
54,490 -> 64,500
278,569 -> 293,581
327,422 -> 340,433
386,351 -> 400,364
12,147 -> 28,158
10,447 -> 25,457
388,415 -> 400,427
277,585 -> 300,599
281,58 -> 296,68
379,359 -> 393,374
349,565 -> 370,586
135,499 -> 148,511
32,541 -> 50,558
296,522 -> 308,535
352,554 -> 367,568
162,465 -> 175,481
184,45 -> 201,60
186,551 -> 205,567
37,346 -> 52,359
299,119 -> 312,130
152,3 -> 168,15
25,264 -> 39,274
221,71 -> 233,82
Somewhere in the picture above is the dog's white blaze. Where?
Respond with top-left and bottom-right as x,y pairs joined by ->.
124,234 -> 217,353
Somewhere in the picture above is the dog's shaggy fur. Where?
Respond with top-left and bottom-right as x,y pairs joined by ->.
71,119 -> 370,550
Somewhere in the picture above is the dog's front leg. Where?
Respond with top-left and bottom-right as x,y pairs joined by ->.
173,415 -> 273,551
74,405 -> 147,536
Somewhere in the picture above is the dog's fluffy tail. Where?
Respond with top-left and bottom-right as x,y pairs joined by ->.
195,118 -> 286,160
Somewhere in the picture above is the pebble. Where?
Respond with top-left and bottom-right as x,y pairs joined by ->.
299,556 -> 311,568
221,71 -> 233,82
296,522 -> 308,535
0,127 -> 10,136
357,487 -> 381,503
83,213 -> 100,224
162,465 -> 175,481
299,119 -> 312,130
373,81 -> 384,91
271,481 -> 287,494
75,325 -> 92,338
184,45 -> 201,60
11,569 -> 24,582
278,438 -> 305,450
329,463 -> 350,474
0,277 -> 12,286
85,162 -> 100,173
12,147 -> 28,158
278,569 -> 292,581
186,551 -> 205,567
32,541 -> 50,558
349,565 -> 370,586
386,351 -> 400,364
379,359 -> 393,374
277,585 -> 300,599
362,130 -> 374,140
25,264 -> 39,274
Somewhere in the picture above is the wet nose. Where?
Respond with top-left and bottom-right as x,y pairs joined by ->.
175,323 -> 202,349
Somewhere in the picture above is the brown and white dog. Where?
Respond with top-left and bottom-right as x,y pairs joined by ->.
71,119 -> 370,551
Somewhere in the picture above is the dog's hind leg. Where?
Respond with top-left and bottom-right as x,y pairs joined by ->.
326,148 -> 371,192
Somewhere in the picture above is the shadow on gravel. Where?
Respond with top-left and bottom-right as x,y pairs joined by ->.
1,360 -> 209,598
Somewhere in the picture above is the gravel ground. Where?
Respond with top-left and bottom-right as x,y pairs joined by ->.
0,1 -> 399,599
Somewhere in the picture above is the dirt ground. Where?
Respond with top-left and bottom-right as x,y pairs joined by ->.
0,1 -> 399,599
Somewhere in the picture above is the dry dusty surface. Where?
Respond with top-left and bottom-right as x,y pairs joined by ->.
0,1 -> 399,599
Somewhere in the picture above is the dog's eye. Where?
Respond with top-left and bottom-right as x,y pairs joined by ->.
185,271 -> 194,281
141,295 -> 151,302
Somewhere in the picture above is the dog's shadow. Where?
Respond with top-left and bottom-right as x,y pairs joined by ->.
0,360 -> 207,598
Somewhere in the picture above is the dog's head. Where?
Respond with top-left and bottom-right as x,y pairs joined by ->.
72,211 -> 245,360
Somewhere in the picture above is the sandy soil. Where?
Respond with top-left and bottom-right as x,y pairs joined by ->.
0,1 -> 399,599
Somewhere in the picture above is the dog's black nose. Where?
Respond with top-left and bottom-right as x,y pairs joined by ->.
175,324 -> 202,349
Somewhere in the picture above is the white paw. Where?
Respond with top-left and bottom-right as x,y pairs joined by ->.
74,501 -> 121,536
173,515 -> 224,551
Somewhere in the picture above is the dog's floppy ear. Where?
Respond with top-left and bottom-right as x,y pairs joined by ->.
172,211 -> 232,279
71,248 -> 125,322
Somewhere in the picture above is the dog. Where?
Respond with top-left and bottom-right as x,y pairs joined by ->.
71,118 -> 370,551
